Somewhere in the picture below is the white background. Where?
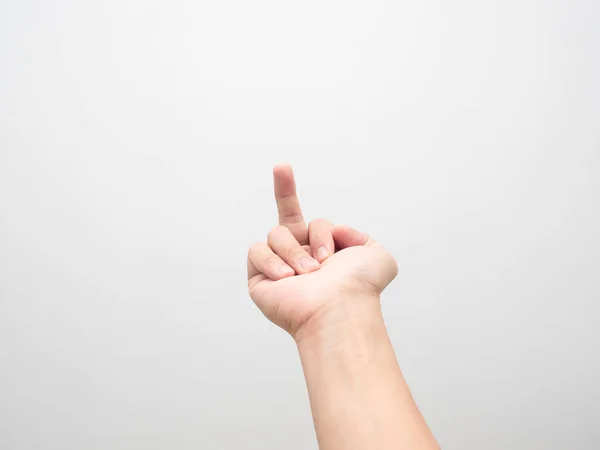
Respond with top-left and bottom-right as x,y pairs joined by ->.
1,0 -> 599,449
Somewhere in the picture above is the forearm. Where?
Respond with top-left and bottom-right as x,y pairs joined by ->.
296,295 -> 439,450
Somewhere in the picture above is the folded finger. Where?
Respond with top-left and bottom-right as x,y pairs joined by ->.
268,226 -> 320,274
309,218 -> 335,262
248,242 -> 295,281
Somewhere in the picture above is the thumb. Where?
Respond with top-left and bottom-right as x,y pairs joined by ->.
332,225 -> 397,293
332,225 -> 376,249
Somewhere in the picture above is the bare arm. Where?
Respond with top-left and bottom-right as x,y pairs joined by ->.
297,295 -> 439,450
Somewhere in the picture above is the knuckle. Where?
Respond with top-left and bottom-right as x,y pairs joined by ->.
309,217 -> 327,226
281,212 -> 304,225
266,229 -> 277,243
264,253 -> 280,266
248,242 -> 264,256
268,225 -> 285,239
388,253 -> 399,277
309,218 -> 332,231
286,245 -> 304,259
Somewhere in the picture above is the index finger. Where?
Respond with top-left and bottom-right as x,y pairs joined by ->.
273,164 -> 308,245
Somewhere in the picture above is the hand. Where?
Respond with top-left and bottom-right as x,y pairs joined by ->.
247,164 -> 398,339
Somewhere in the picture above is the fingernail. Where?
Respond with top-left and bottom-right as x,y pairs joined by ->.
317,246 -> 329,262
300,257 -> 319,270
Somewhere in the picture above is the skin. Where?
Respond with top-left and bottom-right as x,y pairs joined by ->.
247,164 -> 440,450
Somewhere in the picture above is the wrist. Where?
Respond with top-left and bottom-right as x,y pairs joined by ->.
294,292 -> 385,347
